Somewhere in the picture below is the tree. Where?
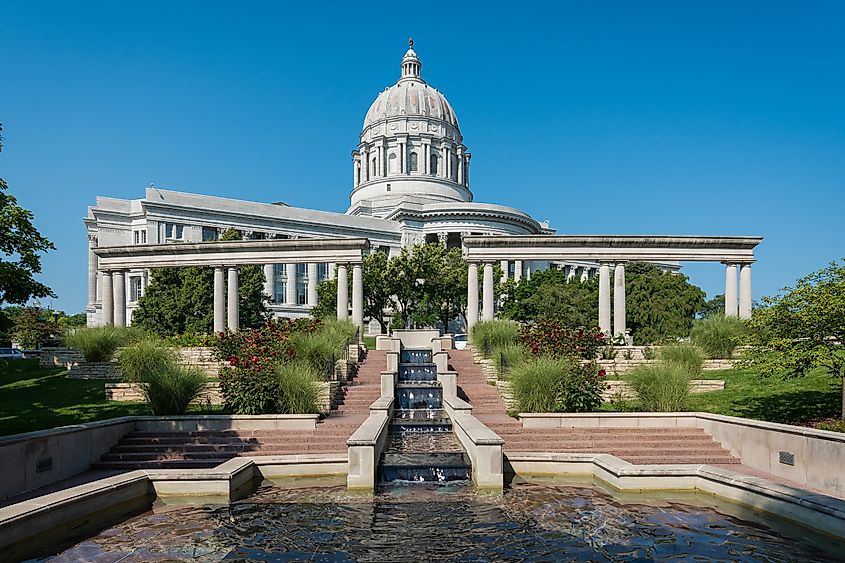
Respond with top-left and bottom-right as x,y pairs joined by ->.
0,125 -> 55,305
311,276 -> 339,320
699,294 -> 726,318
500,269 -> 598,327
743,260 -> 845,420
625,262 -> 706,345
11,307 -> 61,348
362,252 -> 392,332
132,228 -> 268,335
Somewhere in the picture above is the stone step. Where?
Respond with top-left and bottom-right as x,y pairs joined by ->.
93,460 -> 226,470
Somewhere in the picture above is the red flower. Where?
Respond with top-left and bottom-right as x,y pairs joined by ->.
598,369 -> 606,377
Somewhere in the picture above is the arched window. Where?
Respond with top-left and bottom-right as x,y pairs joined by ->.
409,152 -> 419,172
388,153 -> 398,174
430,154 -> 438,175
372,157 -> 377,177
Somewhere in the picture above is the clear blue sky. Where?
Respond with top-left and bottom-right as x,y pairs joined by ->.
2,1 -> 843,313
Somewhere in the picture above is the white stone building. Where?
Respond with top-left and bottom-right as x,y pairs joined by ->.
84,41 -> 638,329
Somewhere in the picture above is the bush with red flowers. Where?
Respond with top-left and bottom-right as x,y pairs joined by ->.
213,318 -> 320,372
518,320 -> 606,360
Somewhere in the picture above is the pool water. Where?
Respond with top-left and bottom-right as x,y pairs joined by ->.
41,478 -> 843,562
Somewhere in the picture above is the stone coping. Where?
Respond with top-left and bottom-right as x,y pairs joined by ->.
369,396 -> 393,412
505,451 -> 845,540
517,411 -> 845,442
346,412 -> 390,447
452,413 -> 504,446
443,394 -> 473,413
0,416 -> 139,446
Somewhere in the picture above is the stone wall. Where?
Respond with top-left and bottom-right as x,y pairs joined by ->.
40,346 -> 224,380
597,358 -> 735,375
107,378 -> 342,413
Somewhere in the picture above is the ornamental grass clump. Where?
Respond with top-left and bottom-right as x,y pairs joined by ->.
64,326 -> 146,362
277,362 -> 321,414
140,365 -> 208,416
659,344 -> 705,376
118,337 -> 178,382
493,343 -> 529,378
690,315 -> 745,359
470,320 -> 519,357
629,363 -> 692,412
118,338 -> 208,415
509,357 -> 605,413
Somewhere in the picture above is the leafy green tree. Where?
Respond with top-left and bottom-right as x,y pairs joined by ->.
625,262 -> 706,345
11,306 -> 61,348
743,260 -> 845,420
311,276 -> 339,320
0,125 -> 55,305
132,228 -> 268,335
698,294 -> 726,318
362,252 -> 392,332
500,269 -> 598,326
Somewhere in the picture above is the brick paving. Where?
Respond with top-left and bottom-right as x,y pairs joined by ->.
93,350 -> 386,470
448,348 -> 739,466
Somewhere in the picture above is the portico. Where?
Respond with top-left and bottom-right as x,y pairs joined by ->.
93,238 -> 368,332
464,235 -> 763,336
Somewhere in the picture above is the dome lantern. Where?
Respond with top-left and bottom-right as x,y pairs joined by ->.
400,37 -> 422,80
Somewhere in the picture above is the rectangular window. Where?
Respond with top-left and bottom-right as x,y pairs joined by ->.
129,277 -> 143,302
165,223 -> 184,241
202,227 -> 218,241
317,263 -> 328,281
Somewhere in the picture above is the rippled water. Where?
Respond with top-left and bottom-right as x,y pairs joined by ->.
43,478 -> 843,562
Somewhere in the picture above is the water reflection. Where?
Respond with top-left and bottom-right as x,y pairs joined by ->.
43,480 -> 842,562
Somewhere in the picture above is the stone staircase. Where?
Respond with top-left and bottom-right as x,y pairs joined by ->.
93,349 -> 388,471
448,348 -> 739,467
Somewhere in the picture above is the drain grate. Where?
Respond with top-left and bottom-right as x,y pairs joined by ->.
778,451 -> 795,466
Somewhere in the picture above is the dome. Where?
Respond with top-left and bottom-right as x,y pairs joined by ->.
362,40 -> 460,130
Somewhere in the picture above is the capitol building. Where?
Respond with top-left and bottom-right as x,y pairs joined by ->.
84,41 -> 633,330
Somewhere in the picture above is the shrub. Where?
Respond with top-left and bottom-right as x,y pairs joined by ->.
690,315 -> 745,359
642,347 -> 657,360
63,326 -> 145,362
518,320 -> 606,360
509,357 -> 605,413
470,320 -> 519,357
219,367 -> 282,414
599,345 -> 616,360
629,363 -> 691,412
214,318 -> 320,372
492,343 -> 529,378
118,338 -> 178,382
659,344 -> 705,376
622,349 -> 634,361
140,364 -> 208,415
277,362 -> 321,414
814,419 -> 845,433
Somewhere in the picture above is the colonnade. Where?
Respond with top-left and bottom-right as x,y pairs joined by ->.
98,260 -> 364,332
467,259 -> 754,336
262,262 -> 334,307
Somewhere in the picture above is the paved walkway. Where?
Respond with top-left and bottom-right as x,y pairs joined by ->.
448,349 -> 739,466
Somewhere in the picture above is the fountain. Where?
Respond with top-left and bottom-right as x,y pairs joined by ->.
380,348 -> 472,483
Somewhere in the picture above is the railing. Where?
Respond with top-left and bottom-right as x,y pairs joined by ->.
322,327 -> 361,381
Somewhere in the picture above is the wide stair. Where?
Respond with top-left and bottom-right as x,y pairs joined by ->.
94,349 -> 386,470
448,348 -> 739,467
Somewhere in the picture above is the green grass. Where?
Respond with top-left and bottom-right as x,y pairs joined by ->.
0,359 -> 220,437
606,366 -> 842,425
363,335 -> 377,349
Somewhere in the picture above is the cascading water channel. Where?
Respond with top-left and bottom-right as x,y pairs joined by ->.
379,349 -> 471,483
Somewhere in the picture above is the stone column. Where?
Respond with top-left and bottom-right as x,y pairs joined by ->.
352,263 -> 363,330
263,264 -> 275,304
336,264 -> 349,320
286,263 -> 297,305
113,271 -> 126,327
514,260 -> 523,283
613,263 -> 626,338
329,263 -> 336,280
361,149 -> 369,181
213,267 -> 226,333
440,146 -> 447,178
457,147 -> 464,185
724,263 -> 738,317
598,263 -> 611,335
307,262 -> 319,306
739,263 -> 752,319
399,142 -> 406,174
482,262 -> 495,321
500,260 -> 508,284
467,262 -> 479,331
352,155 -> 359,187
87,237 -> 98,307
227,267 -> 239,331
101,271 -> 114,326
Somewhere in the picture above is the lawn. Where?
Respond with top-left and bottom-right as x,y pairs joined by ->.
0,359 -> 221,437
606,367 -> 842,425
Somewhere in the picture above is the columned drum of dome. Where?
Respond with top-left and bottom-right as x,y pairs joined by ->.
349,39 -> 473,217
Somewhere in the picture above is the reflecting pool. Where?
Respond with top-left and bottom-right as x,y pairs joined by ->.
41,477 -> 843,562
